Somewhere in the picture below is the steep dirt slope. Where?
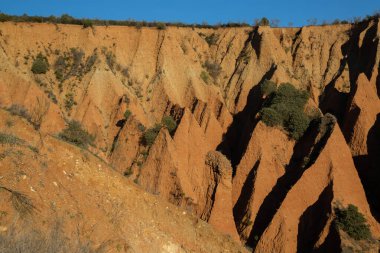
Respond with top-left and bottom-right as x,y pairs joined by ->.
0,18 -> 380,252
0,109 -> 248,253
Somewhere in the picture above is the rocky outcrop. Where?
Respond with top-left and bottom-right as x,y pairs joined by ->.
205,151 -> 240,241
1,19 -> 380,251
254,121 -> 380,253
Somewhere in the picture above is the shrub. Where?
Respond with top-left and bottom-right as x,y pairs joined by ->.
58,121 -> 94,148
0,133 -> 24,146
64,93 -> 76,112
204,60 -> 222,80
260,83 -> 311,140
54,56 -> 67,81
156,22 -> 166,30
121,67 -> 129,77
200,71 -> 209,84
124,167 -> 133,177
143,124 -> 162,146
124,109 -> 132,120
137,123 -> 146,132
84,52 -> 98,73
260,80 -> 277,97
162,115 -> 177,134
335,204 -> 372,240
6,104 -> 31,121
255,17 -> 270,26
82,19 -> 93,28
205,33 -> 219,46
31,53 -> 49,74
105,51 -> 116,71
69,48 -> 85,76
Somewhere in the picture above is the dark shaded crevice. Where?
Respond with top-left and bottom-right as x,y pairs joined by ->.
319,53 -> 350,125
297,183 -> 334,253
109,119 -> 126,154
233,160 -> 260,234
320,20 -> 376,128
376,62 -> 380,98
357,20 -> 378,81
353,113 -> 380,223
313,221 -> 341,253
246,119 -> 335,249
341,105 -> 361,144
217,65 -> 277,173
250,29 -> 262,59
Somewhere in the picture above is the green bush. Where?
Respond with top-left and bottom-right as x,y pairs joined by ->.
82,19 -> 93,28
156,22 -> 166,30
31,53 -> 49,74
143,124 -> 162,146
260,80 -> 277,97
204,60 -> 222,80
285,112 -> 310,140
200,71 -> 209,84
0,132 -> 24,146
64,93 -> 76,112
260,83 -> 311,140
255,17 -> 270,26
124,109 -> 132,120
59,121 -> 94,148
205,33 -> 219,46
137,123 -> 146,132
335,204 -> 372,240
162,115 -> 177,134
260,108 -> 282,127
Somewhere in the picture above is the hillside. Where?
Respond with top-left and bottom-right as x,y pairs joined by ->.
0,18 -> 379,252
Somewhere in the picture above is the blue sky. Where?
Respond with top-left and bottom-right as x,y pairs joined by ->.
0,0 -> 379,26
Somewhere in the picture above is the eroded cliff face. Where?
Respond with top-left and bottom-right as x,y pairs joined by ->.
0,18 -> 379,252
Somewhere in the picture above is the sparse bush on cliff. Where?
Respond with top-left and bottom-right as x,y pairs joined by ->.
260,83 -> 311,140
162,115 -> 177,135
59,120 -> 94,148
156,22 -> 166,30
204,60 -> 222,81
0,132 -> 24,146
205,33 -> 219,46
64,93 -> 76,112
124,109 -> 132,120
142,124 -> 162,147
254,17 -> 270,26
200,71 -> 209,84
31,53 -> 49,74
82,19 -> 93,28
6,104 -> 31,121
335,204 -> 372,241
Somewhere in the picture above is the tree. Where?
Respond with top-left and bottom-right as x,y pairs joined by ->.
82,19 -> 93,28
260,82 -> 311,140
259,17 -> 270,26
